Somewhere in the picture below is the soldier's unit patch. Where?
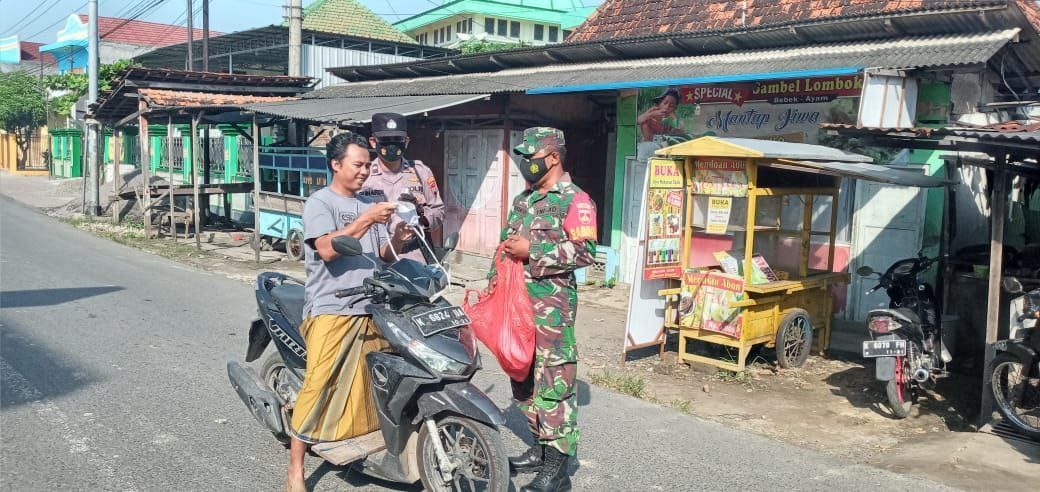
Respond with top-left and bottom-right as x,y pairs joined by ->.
563,193 -> 597,241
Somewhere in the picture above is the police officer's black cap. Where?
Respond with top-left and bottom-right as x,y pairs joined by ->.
371,113 -> 407,138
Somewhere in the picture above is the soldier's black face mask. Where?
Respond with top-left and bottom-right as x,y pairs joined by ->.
376,140 -> 405,162
519,155 -> 550,183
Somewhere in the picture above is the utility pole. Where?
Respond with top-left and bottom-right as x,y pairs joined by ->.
201,0 -> 211,218
186,0 -> 194,70
202,0 -> 209,71
85,0 -> 101,215
288,0 -> 302,77
287,0 -> 302,145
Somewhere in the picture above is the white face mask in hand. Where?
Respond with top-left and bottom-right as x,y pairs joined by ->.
396,201 -> 421,228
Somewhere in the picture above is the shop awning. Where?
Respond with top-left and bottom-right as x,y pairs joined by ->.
244,93 -> 491,124
313,30 -> 1018,98
763,160 -> 955,188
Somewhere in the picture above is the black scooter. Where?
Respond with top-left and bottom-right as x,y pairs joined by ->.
857,249 -> 951,419
989,277 -> 1040,439
228,231 -> 510,491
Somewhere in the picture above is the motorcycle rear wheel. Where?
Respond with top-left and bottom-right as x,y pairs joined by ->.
261,352 -> 292,444
417,415 -> 508,492
989,353 -> 1040,439
885,355 -> 913,419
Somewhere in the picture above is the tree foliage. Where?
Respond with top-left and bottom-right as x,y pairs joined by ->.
44,59 -> 138,115
0,71 -> 47,166
0,71 -> 47,133
458,40 -> 527,55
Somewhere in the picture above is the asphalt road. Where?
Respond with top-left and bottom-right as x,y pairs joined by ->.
0,196 -> 953,491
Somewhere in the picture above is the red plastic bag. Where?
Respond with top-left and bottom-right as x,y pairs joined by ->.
463,245 -> 535,381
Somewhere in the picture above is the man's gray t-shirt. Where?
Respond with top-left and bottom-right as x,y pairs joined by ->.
302,187 -> 388,317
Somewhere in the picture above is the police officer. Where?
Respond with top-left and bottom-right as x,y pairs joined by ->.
360,112 -> 445,262
495,127 -> 597,492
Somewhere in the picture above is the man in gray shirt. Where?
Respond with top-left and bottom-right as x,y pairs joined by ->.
285,132 -> 411,492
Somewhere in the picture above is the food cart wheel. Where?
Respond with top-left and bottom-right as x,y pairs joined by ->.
775,309 -> 813,368
286,229 -> 305,261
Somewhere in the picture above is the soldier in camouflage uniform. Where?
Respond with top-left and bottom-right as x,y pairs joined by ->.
493,127 -> 597,492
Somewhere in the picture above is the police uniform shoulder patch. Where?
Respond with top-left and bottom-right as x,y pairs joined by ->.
426,175 -> 437,191
563,192 -> 597,241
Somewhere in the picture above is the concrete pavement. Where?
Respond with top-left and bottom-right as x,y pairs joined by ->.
0,195 -> 963,491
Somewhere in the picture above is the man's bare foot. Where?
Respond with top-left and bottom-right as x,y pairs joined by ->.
285,472 -> 306,492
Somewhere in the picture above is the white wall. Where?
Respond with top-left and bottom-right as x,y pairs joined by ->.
302,45 -> 415,88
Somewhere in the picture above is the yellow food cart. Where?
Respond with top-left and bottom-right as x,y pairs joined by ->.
647,136 -> 946,372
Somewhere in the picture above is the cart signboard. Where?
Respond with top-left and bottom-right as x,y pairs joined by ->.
692,158 -> 748,197
679,270 -> 745,338
644,158 -> 685,280
705,196 -> 732,234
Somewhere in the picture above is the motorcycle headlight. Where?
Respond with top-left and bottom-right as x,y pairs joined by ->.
384,320 -> 468,375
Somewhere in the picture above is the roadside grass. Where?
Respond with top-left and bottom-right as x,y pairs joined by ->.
63,215 -> 204,261
587,370 -> 698,415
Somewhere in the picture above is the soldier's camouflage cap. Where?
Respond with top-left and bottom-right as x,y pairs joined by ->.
513,127 -> 565,156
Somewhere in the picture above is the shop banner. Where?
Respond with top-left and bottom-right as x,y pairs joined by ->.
705,196 -> 732,234
692,158 -> 748,197
679,270 -> 745,338
644,158 -> 684,280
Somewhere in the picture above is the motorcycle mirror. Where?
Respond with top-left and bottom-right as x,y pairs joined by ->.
443,232 -> 459,253
1003,277 -> 1024,294
856,266 -> 875,277
331,236 -> 364,257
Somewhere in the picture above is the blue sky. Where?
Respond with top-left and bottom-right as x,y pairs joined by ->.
0,0 -> 603,43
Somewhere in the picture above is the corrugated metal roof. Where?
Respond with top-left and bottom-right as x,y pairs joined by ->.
567,0 -> 1014,43
948,130 -> 1040,143
245,93 -> 491,124
329,1 -> 1035,83
312,30 -> 1017,98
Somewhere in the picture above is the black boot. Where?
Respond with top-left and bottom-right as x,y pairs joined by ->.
509,444 -> 543,475
520,446 -> 571,492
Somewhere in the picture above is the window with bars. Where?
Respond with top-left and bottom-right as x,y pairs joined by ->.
549,26 -> 559,42
497,19 -> 506,36
509,21 -> 519,38
534,24 -> 544,40
485,17 -> 494,34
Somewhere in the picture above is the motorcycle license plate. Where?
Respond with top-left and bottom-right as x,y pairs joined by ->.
862,340 -> 907,358
412,306 -> 470,337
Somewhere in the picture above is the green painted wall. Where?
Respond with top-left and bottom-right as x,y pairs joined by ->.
913,82 -> 952,264
610,91 -> 638,247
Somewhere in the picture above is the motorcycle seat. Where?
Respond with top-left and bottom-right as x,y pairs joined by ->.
270,283 -> 305,328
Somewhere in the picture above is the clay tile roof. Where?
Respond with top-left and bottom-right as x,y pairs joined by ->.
299,0 -> 415,43
77,15 -> 223,48
1016,0 -> 1040,31
19,41 -> 56,64
568,0 -> 1025,43
137,88 -> 290,107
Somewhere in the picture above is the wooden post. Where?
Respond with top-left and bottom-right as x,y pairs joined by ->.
743,160 -> 758,285
168,115 -> 176,241
800,194 -> 813,278
979,160 -> 1009,428
252,114 -> 261,264
138,101 -> 152,236
827,182 -> 840,272
192,113 -> 202,250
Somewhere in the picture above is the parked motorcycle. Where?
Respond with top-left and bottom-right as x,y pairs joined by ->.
857,249 -> 951,419
227,222 -> 510,491
989,277 -> 1040,439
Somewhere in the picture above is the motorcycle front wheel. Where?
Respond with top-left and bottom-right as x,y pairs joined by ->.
885,355 -> 913,419
417,415 -> 509,492
990,353 -> 1040,439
